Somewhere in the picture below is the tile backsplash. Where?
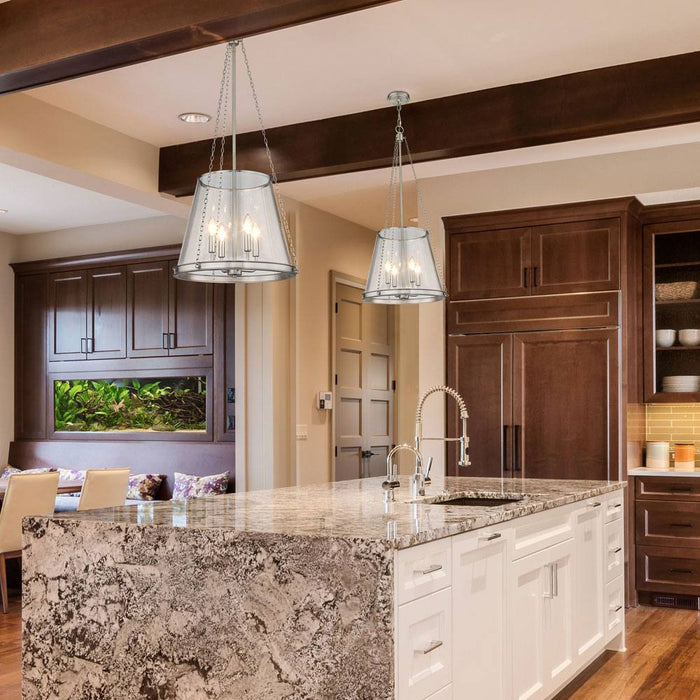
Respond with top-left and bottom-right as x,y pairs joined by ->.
645,403 -> 700,467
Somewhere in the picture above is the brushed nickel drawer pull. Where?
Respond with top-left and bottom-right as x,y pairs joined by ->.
610,605 -> 622,612
479,533 -> 502,542
613,503 -> 622,509
609,547 -> 622,554
415,564 -> 442,576
417,640 -> 443,655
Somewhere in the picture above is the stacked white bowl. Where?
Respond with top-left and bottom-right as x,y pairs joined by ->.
662,375 -> 700,392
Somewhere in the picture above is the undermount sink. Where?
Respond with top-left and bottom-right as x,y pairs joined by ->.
421,494 -> 525,507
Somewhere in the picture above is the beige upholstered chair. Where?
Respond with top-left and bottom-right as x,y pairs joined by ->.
77,468 -> 130,512
0,471 -> 59,613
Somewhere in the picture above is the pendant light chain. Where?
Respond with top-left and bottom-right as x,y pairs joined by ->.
239,41 -> 297,266
403,137 -> 447,293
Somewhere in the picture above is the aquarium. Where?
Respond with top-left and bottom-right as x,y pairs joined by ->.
54,377 -> 206,433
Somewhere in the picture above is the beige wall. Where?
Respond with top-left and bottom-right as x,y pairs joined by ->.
288,199 -> 379,485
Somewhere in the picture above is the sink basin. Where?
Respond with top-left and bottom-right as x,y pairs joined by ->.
426,495 -> 524,507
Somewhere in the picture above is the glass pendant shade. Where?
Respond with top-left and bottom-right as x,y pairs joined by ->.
364,226 -> 445,303
175,170 -> 297,283
363,91 -> 446,304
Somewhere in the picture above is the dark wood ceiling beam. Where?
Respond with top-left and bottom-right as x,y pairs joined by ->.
0,0 -> 397,94
159,50 -> 700,197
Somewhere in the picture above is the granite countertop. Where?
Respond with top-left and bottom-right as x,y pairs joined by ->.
47,475 -> 625,549
628,467 -> 700,477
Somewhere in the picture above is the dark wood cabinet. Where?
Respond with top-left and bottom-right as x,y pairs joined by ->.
48,270 -> 88,361
127,261 -> 170,358
447,334 -> 512,477
513,328 -> 618,481
168,260 -> 213,356
635,476 -> 700,600
15,274 -> 47,439
446,215 -> 621,302
449,227 -> 530,300
530,219 -> 620,295
448,328 -> 618,480
126,260 -> 212,358
87,267 -> 126,359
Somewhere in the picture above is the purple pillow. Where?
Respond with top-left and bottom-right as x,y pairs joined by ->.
1,466 -> 55,479
127,473 -> 164,501
172,471 -> 229,500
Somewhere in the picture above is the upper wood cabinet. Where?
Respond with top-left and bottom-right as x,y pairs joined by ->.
127,262 -> 170,357
446,216 -> 621,301
49,267 -> 126,361
168,260 -> 213,356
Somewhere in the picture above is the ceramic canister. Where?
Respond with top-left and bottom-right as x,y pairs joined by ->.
674,443 -> 696,472
646,441 -> 670,470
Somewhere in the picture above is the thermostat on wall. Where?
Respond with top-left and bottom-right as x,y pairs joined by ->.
317,392 -> 333,410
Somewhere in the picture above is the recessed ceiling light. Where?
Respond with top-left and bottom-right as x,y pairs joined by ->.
0,209 -> 7,214
178,112 -> 211,124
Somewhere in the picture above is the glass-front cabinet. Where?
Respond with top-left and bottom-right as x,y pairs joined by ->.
644,223 -> 700,401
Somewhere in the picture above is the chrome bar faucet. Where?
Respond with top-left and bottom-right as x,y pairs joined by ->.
383,444 -> 427,502
415,385 -> 470,469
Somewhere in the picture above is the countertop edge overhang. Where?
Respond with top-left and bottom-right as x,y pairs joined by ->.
27,476 -> 627,550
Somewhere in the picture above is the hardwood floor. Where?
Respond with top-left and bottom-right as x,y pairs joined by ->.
0,601 -> 698,698
561,606 -> 700,699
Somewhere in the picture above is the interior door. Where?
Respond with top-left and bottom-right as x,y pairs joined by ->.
513,328 -> 619,481
449,227 -> 531,300
334,282 -> 394,481
87,266 -> 126,359
168,260 -> 213,356
529,219 -> 620,295
446,334 -> 512,477
126,261 -> 169,358
48,270 -> 88,361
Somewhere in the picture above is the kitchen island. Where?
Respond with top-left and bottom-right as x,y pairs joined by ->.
22,476 -> 625,699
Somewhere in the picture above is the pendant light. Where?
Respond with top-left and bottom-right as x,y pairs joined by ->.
363,91 -> 446,304
175,41 -> 298,283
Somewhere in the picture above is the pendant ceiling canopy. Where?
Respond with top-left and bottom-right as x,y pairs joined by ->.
363,91 -> 446,304
175,41 -> 297,284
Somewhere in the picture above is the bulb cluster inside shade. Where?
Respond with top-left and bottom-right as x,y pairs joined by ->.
206,211 -> 261,260
384,257 -> 422,288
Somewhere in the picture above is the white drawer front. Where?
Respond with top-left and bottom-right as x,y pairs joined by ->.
396,538 -> 452,606
605,577 -> 624,642
397,588 -> 452,700
512,508 -> 573,561
605,492 -> 624,523
604,520 -> 624,583
425,683 -> 452,700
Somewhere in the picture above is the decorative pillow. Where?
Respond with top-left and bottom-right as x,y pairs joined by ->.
127,473 -> 164,501
0,466 -> 55,479
172,471 -> 229,500
57,468 -> 86,496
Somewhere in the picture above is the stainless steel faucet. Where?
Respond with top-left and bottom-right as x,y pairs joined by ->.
415,385 -> 470,469
383,444 -> 429,501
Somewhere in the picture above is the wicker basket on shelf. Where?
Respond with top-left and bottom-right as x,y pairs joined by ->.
655,281 -> 699,302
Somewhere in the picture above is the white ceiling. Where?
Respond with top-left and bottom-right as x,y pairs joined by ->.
0,162 -> 167,234
29,0 -> 700,147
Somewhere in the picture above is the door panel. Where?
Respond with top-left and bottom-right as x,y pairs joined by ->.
87,266 -> 126,359
48,270 -> 87,361
449,227 -> 531,300
530,219 -> 620,295
334,283 -> 394,480
545,541 -> 574,689
169,260 -> 213,355
127,262 -> 169,358
513,328 -> 618,481
446,334 -> 512,477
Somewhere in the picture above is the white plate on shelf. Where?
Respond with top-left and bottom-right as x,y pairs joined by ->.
662,375 -> 700,392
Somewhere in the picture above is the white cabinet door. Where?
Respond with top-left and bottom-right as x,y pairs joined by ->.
573,502 -> 605,661
544,540 -> 575,690
452,528 -> 509,699
511,539 -> 574,700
